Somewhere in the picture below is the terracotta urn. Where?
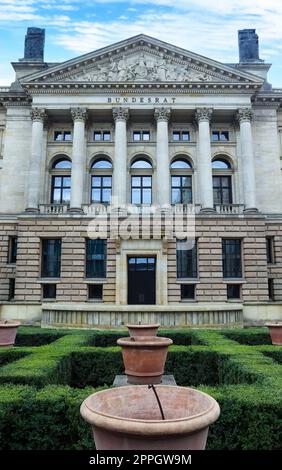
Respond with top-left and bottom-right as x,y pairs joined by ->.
80,385 -> 220,450
127,323 -> 160,337
265,322 -> 282,346
117,336 -> 173,385
0,320 -> 21,347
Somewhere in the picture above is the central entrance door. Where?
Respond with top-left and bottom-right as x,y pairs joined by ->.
128,257 -> 156,305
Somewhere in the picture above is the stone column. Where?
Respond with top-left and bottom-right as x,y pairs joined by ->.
112,107 -> 129,207
236,108 -> 258,212
195,108 -> 214,212
70,107 -> 87,212
26,107 -> 47,212
155,107 -> 171,207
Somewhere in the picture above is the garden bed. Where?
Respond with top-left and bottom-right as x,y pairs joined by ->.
0,327 -> 281,450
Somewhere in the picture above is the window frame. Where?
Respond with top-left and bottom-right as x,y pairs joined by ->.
8,278 -> 15,301
180,284 -> 196,301
227,283 -> 242,300
53,130 -> 72,142
88,284 -> 103,301
85,239 -> 107,279
50,157 -> 71,205
41,239 -> 62,279
172,130 -> 190,142
176,239 -> 198,279
131,175 -> 152,205
222,239 -> 243,279
266,237 -> 275,264
42,284 -> 57,300
132,130 -> 151,142
93,130 -> 112,142
8,236 -> 17,264
212,130 -> 230,142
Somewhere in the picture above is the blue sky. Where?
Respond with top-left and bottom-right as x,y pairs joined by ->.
0,0 -> 282,86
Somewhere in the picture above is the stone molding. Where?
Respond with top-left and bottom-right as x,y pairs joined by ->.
154,107 -> 171,122
30,107 -> 47,123
112,107 -> 129,122
70,107 -> 88,122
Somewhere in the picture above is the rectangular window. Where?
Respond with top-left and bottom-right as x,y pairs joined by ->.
222,239 -> 242,278
8,278 -> 15,301
131,176 -> 152,205
177,239 -> 197,279
181,284 -> 195,300
133,131 -> 150,141
91,176 -> 112,204
227,284 -> 241,300
86,239 -> 107,278
212,131 -> 229,142
8,236 -> 17,264
88,284 -> 103,300
213,175 -> 232,205
173,131 -> 190,142
54,131 -> 72,141
268,279 -> 275,301
51,176 -> 71,204
171,176 -> 192,204
41,239 -> 61,278
94,131 -> 111,141
42,284 -> 56,299
266,237 -> 275,264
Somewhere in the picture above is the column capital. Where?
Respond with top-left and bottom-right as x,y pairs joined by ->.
113,107 -> 129,122
71,107 -> 88,122
154,107 -> 171,122
30,107 -> 47,123
194,107 -> 213,123
236,108 -> 253,123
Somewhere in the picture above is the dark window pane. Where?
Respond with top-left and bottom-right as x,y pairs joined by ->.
213,175 -> 232,204
54,131 -> 63,141
41,239 -> 61,278
268,279 -> 275,301
182,176 -> 192,188
51,176 -> 71,204
222,239 -> 242,278
142,131 -> 150,141
177,239 -> 197,278
212,131 -> 220,141
8,237 -> 17,264
86,239 -> 107,278
182,189 -> 192,204
88,284 -> 103,300
181,284 -> 195,300
8,278 -> 15,301
266,237 -> 274,264
42,284 -> 56,299
227,284 -> 241,299
173,132 -> 180,141
133,132 -> 141,141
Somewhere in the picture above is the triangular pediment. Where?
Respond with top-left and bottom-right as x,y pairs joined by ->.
20,34 -> 264,86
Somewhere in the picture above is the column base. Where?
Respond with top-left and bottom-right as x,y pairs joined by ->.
200,207 -> 216,214
243,207 -> 259,214
25,207 -> 39,213
68,207 -> 83,214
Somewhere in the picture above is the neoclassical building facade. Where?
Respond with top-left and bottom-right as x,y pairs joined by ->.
0,28 -> 281,327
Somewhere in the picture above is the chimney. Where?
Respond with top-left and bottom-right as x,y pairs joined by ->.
21,27 -> 45,62
238,29 -> 263,63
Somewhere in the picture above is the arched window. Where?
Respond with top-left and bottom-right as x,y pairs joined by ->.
170,157 -> 193,204
212,157 -> 233,204
90,156 -> 113,205
50,156 -> 71,204
130,157 -> 153,205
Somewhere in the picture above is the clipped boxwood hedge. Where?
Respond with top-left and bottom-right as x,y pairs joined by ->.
0,326 -> 281,450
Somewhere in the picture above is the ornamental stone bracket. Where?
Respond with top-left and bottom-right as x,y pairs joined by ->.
70,107 -> 88,122
30,107 -> 47,123
154,107 -> 171,122
112,107 -> 130,122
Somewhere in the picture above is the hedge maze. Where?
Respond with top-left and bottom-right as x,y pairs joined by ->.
0,327 -> 281,450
